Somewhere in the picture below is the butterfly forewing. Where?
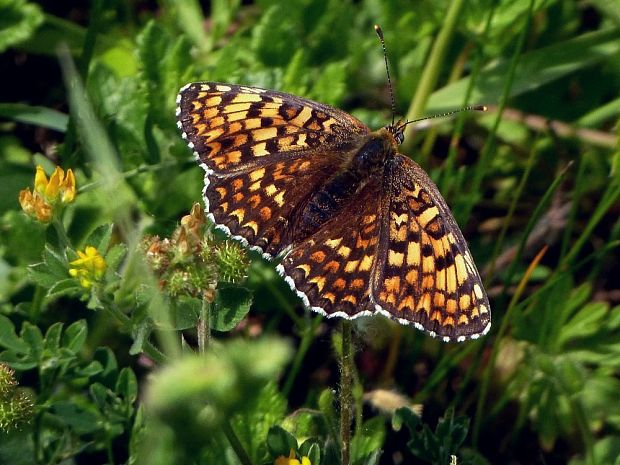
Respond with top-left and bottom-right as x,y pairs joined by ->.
371,155 -> 491,341
177,82 -> 369,174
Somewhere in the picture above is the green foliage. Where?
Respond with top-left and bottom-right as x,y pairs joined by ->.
393,407 -> 471,465
141,338 -> 291,463
0,0 -> 618,464
0,0 -> 43,53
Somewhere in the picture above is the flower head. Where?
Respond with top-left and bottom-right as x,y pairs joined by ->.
69,246 -> 106,289
20,165 -> 76,223
34,165 -> 76,204
274,449 -> 311,465
0,364 -> 34,433
19,188 -> 52,223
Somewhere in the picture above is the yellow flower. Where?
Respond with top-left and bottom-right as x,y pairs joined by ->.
69,246 -> 106,289
34,165 -> 76,204
20,165 -> 76,223
19,189 -> 52,223
274,449 -> 311,465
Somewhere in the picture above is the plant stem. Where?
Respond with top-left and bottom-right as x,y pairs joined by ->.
222,420 -> 254,465
52,215 -> 71,251
404,0 -> 465,149
282,315 -> 321,397
340,320 -> 353,465
197,297 -> 211,353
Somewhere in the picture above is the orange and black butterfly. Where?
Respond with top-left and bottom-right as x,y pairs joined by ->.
176,82 -> 491,342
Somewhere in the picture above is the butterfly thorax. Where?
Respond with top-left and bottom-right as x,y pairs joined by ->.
293,128 -> 397,242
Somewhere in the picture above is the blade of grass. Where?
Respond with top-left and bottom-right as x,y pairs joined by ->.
473,244 -> 549,446
576,96 -> 620,128
281,315 -> 321,398
561,174 -> 620,267
503,161 -> 574,289
487,136 -> 540,279
403,0 -> 467,156
439,0 -> 499,195
456,0 -> 536,226
560,157 -> 586,259
427,28 -> 620,113
159,0 -> 210,55
0,103 -> 68,132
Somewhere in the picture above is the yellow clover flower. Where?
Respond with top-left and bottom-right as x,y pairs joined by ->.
18,189 -> 52,223
20,165 -> 76,223
274,449 -> 311,465
34,165 -> 76,204
69,246 -> 106,289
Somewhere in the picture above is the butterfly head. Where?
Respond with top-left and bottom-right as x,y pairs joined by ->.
386,120 -> 405,146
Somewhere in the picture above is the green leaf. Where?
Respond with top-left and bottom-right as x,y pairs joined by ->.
43,322 -> 63,351
146,338 -> 292,437
20,322 -> 43,360
0,0 -> 44,53
62,320 -> 88,353
351,417 -> 385,465
299,439 -> 321,465
392,406 -> 421,432
52,399 -> 101,435
83,224 -> 113,253
0,103 -> 68,131
74,360 -> 103,378
395,407 -> 469,464
169,296 -> 200,330
428,28 -> 620,112
233,381 -> 287,463
212,287 -> 253,332
116,367 -> 138,405
310,60 -> 348,106
358,450 -> 381,465
559,302 -> 609,346
267,425 -> 298,458
252,4 -> 300,67
0,430 -> 35,465
0,315 -> 28,353
46,278 -> 82,299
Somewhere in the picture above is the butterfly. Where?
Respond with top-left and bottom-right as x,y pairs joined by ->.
176,82 -> 491,342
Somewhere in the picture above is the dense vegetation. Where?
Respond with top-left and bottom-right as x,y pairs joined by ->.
1,0 -> 619,464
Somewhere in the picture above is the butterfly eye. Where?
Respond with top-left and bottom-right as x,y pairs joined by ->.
395,131 -> 404,145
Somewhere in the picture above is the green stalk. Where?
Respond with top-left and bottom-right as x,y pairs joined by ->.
51,215 -> 71,252
222,420 -> 254,465
473,243 -> 547,446
458,0 -> 536,225
197,297 -> 212,354
282,316 -> 321,397
404,0 -> 466,154
340,320 -> 353,465
487,139 -> 539,278
503,161 -> 573,289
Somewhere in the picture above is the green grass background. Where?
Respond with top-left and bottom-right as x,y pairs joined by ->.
0,0 -> 619,464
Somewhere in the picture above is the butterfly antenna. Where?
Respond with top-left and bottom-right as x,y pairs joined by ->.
397,105 -> 488,131
375,25 -> 396,127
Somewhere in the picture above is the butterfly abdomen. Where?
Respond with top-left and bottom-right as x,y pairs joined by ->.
294,134 -> 393,242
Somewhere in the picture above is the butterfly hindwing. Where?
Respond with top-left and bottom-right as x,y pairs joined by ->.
277,176 -> 384,316
371,155 -> 491,341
